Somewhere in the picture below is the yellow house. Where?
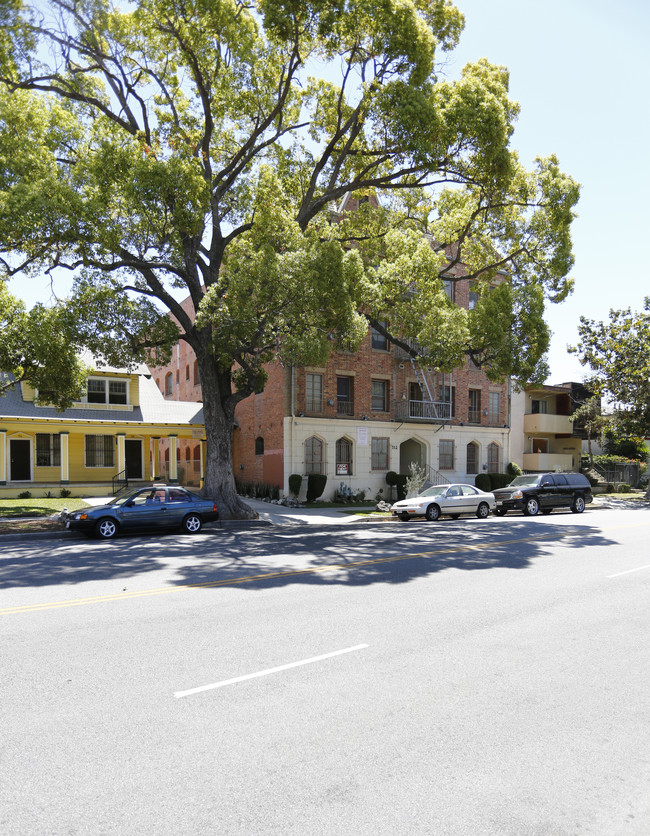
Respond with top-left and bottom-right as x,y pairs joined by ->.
0,362 -> 205,498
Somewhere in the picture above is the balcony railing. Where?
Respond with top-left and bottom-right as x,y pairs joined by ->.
468,409 -> 482,424
394,399 -> 452,422
336,400 -> 354,416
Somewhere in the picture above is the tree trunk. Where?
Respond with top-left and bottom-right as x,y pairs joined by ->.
196,352 -> 257,520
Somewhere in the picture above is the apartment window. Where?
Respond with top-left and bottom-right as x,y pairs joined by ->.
185,365 -> 190,380
305,373 -> 323,413
439,439 -> 454,470
468,282 -> 479,310
531,399 -> 548,414
337,376 -> 353,416
489,391 -> 501,423
85,435 -> 114,468
487,442 -> 500,473
193,360 -> 200,386
336,438 -> 353,475
371,324 -> 389,351
469,389 -> 482,424
255,437 -> 264,455
305,436 -> 324,474
36,434 -> 60,467
165,372 -> 173,396
371,437 -> 389,471
466,442 -> 478,475
439,385 -> 456,418
442,279 -> 454,301
371,379 -> 389,411
176,370 -> 180,385
87,378 -> 127,405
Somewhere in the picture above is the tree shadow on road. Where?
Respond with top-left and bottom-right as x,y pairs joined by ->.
0,518 -> 618,592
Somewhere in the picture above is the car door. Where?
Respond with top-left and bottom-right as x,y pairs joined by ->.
117,488 -> 160,530
166,488 -> 194,526
552,474 -> 570,507
442,486 -> 465,515
538,474 -> 556,510
461,485 -> 481,512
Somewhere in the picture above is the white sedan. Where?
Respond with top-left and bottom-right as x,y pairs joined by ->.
391,483 -> 496,522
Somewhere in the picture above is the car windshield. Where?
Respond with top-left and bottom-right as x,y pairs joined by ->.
508,476 -> 541,487
418,485 -> 447,498
111,489 -> 148,507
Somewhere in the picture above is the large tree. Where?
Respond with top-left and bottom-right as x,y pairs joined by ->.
571,298 -> 650,438
0,0 -> 579,518
0,280 -> 88,409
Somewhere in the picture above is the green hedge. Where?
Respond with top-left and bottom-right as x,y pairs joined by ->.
288,474 -> 302,497
306,473 -> 327,502
474,474 -> 491,492
395,474 -> 408,500
475,473 -> 512,491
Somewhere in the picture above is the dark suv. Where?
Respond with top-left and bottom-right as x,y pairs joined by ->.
492,472 -> 593,516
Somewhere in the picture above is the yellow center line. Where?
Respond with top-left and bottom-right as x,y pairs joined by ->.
1,533 -> 555,616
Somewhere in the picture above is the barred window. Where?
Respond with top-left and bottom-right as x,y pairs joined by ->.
487,442 -> 500,473
439,439 -> 454,470
371,437 -> 389,471
255,437 -> 264,455
36,434 -> 61,467
305,436 -> 324,474
85,435 -> 115,468
466,442 -> 478,475
336,438 -> 353,475
305,374 -> 323,413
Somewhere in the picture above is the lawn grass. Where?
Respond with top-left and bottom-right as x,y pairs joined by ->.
0,497 -> 91,518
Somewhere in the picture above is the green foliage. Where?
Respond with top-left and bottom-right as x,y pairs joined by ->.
602,432 -> 648,462
288,474 -> 302,497
489,473 -> 512,490
385,471 -> 399,486
405,462 -> 426,497
59,488 -> 72,498
571,298 -> 650,436
0,282 -> 89,410
615,483 -> 631,493
506,461 -> 522,478
306,473 -> 327,502
235,479 -> 280,500
394,474 -> 408,500
0,0 -> 579,513
17,491 -> 31,499
474,473 -> 492,491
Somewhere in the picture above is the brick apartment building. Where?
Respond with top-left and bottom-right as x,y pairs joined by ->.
149,279 -> 513,501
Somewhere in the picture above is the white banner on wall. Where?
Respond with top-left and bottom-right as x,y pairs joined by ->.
357,427 -> 369,446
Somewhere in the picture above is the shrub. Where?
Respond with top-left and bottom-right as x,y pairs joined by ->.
394,474 -> 408,500
405,462 -> 426,497
488,473 -> 511,490
18,491 -> 32,499
288,474 -> 302,497
506,461 -> 523,478
616,483 -> 631,493
306,473 -> 327,502
474,474 -> 491,492
385,471 -> 399,486
59,488 -> 72,498
606,483 -> 615,493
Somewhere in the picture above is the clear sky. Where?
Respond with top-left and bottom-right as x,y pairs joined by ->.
450,0 -> 650,383
9,0 -> 650,385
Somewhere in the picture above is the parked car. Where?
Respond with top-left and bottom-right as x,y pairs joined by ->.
66,484 -> 220,538
492,472 -> 593,516
391,483 -> 496,522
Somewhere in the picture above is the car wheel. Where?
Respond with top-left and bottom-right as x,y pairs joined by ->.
182,513 -> 202,533
523,497 -> 540,516
398,513 -> 410,522
95,518 -> 118,539
476,502 -> 490,519
425,504 -> 440,522
494,508 -> 507,517
571,495 -> 586,514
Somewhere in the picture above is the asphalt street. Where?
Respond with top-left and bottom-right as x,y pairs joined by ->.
2,507 -> 650,835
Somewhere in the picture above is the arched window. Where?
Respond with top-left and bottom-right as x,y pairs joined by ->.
336,438 -> 353,476
165,372 -> 173,396
305,436 -> 324,474
487,442 -> 500,473
255,437 -> 264,455
193,360 -> 200,385
466,442 -> 479,475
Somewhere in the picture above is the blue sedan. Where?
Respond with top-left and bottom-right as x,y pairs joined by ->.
66,484 -> 220,539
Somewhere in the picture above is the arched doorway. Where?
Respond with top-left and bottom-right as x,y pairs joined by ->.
399,438 -> 425,475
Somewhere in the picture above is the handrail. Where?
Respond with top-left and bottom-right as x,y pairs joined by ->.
112,468 -> 128,495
